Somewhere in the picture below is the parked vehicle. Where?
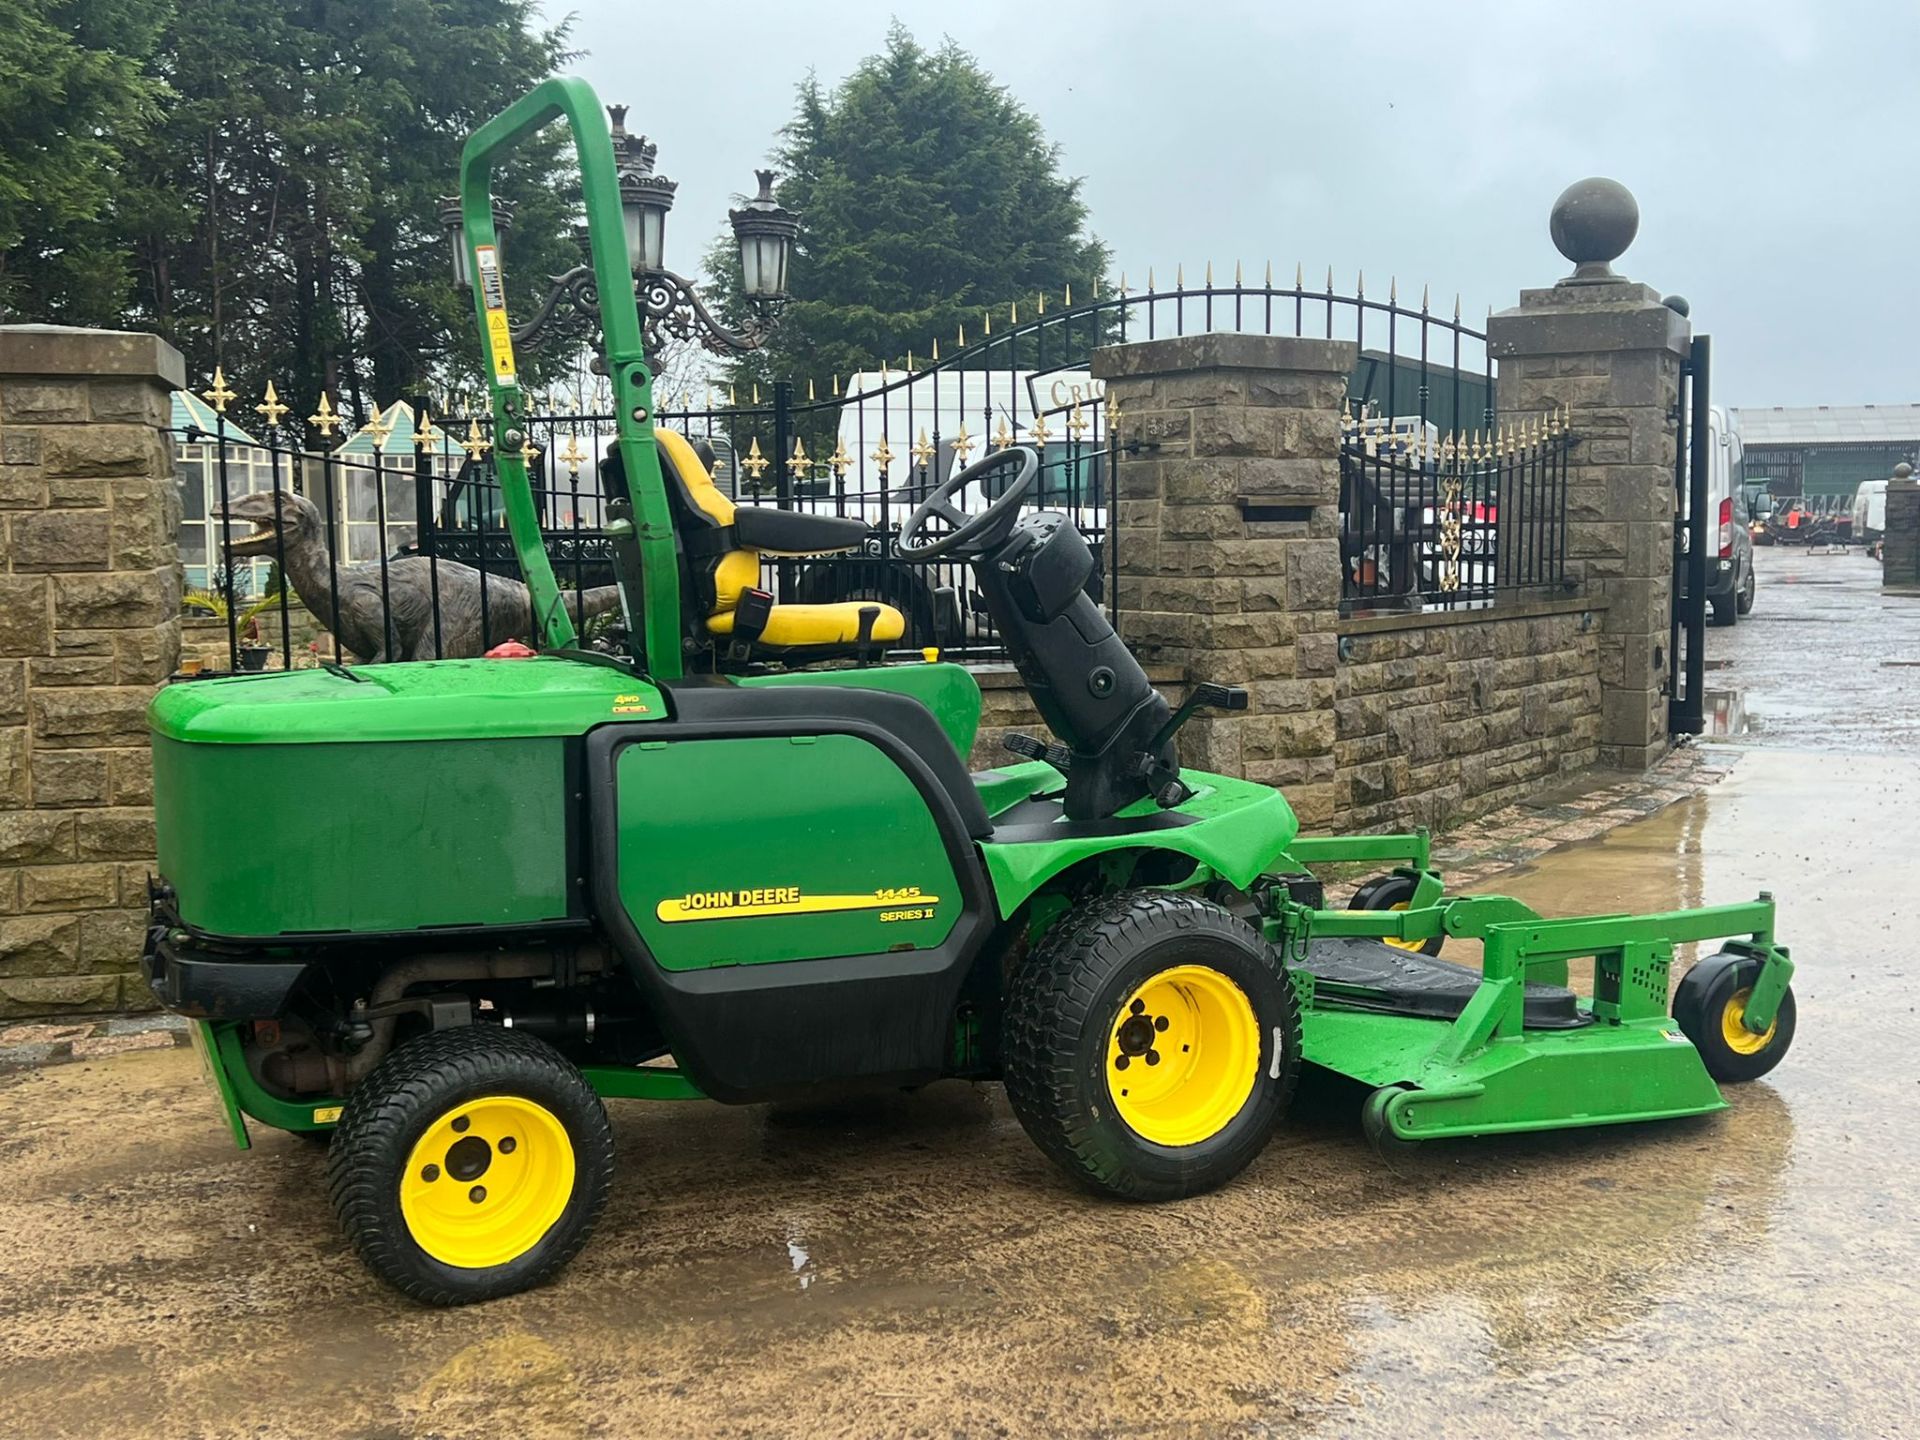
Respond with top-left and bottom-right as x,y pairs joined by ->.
1854,479 -> 1888,545
1678,405 -> 1756,626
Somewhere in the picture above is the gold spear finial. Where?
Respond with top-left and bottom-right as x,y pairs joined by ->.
462,417 -> 492,461
363,405 -> 394,452
992,414 -> 1015,451
1235,259 -> 1243,286
1146,266 -> 1154,293
1295,262 -> 1304,289
932,337 -> 940,362
911,428 -> 935,468
1027,411 -> 1052,447
307,391 -> 340,437
828,436 -> 853,479
1390,276 -> 1398,304
983,309 -> 993,336
1422,283 -> 1431,312
786,436 -> 811,478
951,421 -> 975,463
560,432 -> 587,477
1036,289 -> 1047,315
1117,271 -> 1127,296
1176,264 -> 1184,291
1106,394 -> 1125,431
202,367 -> 235,414
957,321 -> 967,347
1326,265 -> 1334,292
870,434 -> 895,474
1063,282 -> 1072,306
808,377 -> 816,401
1092,275 -> 1100,300
742,436 -> 770,481
1206,260 -> 1214,288
1067,400 -> 1089,440
255,380 -> 289,428
413,408 -> 442,452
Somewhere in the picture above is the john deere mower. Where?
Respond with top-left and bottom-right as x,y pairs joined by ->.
143,80 -> 1797,1305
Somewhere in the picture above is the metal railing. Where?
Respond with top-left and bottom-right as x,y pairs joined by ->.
1339,412 -> 1576,612
173,270 -> 1530,673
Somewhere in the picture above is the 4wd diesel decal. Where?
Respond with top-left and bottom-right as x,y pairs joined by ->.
655,886 -> 940,923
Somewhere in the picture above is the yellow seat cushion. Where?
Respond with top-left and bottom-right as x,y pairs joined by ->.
706,601 -> 906,648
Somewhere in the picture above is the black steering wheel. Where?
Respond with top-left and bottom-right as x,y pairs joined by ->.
895,446 -> 1041,560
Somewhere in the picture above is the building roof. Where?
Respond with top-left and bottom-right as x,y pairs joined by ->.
1731,403 -> 1920,447
336,399 -> 467,460
171,391 -> 261,446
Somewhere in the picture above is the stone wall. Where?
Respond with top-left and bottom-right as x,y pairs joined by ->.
0,326 -> 183,1019
1094,333 -> 1352,827
1333,599 -> 1603,831
1487,206 -> 1690,770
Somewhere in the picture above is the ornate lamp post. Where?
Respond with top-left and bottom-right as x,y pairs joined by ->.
445,104 -> 798,362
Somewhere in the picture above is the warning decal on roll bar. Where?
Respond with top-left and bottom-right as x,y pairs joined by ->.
475,245 -> 517,389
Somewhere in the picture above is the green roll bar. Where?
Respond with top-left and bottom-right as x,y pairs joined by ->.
458,77 -> 685,679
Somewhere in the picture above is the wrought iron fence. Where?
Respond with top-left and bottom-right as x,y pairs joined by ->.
172,269 -> 1549,674
1339,410 -> 1576,613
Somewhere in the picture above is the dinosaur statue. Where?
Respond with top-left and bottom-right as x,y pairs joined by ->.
220,489 -> 624,661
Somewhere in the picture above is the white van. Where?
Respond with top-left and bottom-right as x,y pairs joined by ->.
1678,404 -> 1756,625
1853,479 -> 1887,542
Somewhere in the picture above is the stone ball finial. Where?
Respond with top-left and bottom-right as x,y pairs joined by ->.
1550,177 -> 1639,282
1896,461 -> 1915,480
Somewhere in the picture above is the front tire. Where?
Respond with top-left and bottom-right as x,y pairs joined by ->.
1002,891 -> 1301,1202
327,1026 -> 614,1305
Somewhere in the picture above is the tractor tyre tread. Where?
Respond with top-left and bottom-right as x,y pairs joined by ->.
327,1026 -> 614,1306
1002,889 -> 1300,1203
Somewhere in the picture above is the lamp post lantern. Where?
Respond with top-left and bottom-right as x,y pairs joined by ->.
457,103 -> 796,363
438,195 -> 515,290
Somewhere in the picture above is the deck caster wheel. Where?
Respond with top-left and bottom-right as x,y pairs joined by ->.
1003,890 -> 1301,1202
1349,873 -> 1444,957
1673,951 -> 1796,1083
1360,1085 -> 1427,1166
327,1026 -> 614,1305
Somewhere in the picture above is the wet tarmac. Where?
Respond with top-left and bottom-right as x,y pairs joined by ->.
2,552 -> 1916,1438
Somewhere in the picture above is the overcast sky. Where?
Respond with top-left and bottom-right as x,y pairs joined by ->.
563,0 -> 1916,407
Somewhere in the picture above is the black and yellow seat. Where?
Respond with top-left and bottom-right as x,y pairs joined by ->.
629,430 -> 906,662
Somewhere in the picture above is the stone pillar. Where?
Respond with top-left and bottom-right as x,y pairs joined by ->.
1488,179 -> 1689,770
1883,462 -> 1919,592
0,325 -> 184,1019
1092,333 -> 1353,825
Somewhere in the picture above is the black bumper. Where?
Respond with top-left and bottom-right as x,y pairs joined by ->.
141,927 -> 309,1021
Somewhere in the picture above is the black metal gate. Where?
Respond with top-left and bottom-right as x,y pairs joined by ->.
1669,334 -> 1710,735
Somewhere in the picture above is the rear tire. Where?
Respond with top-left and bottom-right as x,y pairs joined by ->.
327,1026 -> 614,1305
1349,872 -> 1445,957
1002,890 -> 1301,1202
1673,951 -> 1796,1083
1736,565 -> 1756,615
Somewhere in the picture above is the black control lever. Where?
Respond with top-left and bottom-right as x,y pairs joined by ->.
1148,681 -> 1249,753
1002,732 -> 1072,776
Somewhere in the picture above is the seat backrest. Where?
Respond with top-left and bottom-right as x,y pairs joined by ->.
620,429 -> 758,626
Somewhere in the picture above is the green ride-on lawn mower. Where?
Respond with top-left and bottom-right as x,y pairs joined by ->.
143,80 -> 1798,1305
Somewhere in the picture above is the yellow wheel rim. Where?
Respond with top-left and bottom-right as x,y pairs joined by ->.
1719,987 -> 1777,1056
1379,901 -> 1423,952
399,1096 -> 575,1269
1106,964 -> 1261,1148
